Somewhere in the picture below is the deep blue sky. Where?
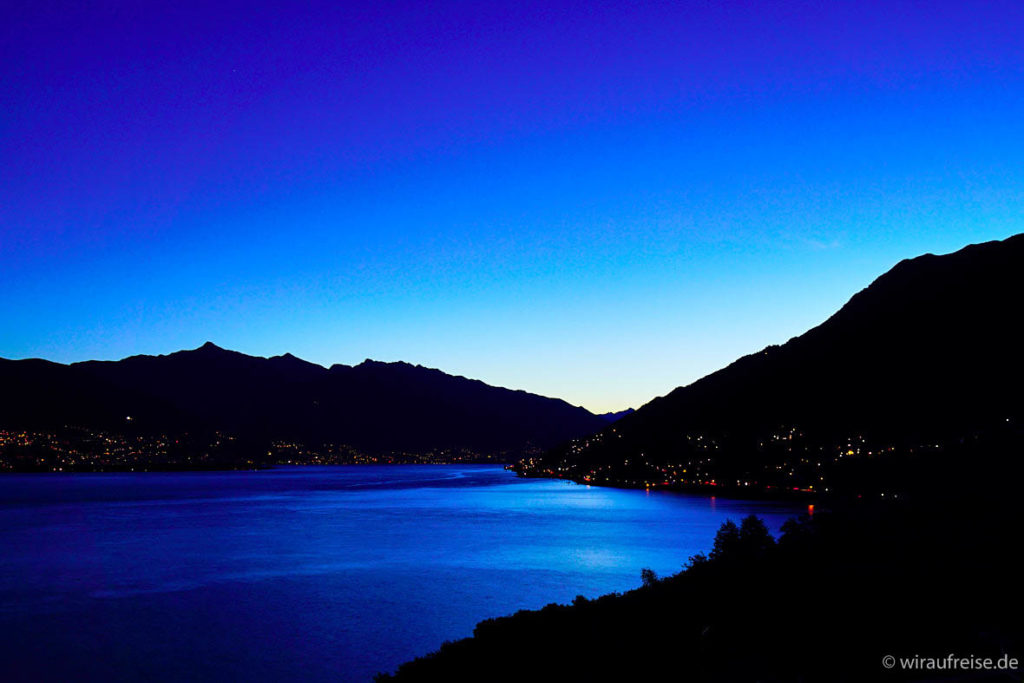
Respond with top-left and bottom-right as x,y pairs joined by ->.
2,0 -> 1023,412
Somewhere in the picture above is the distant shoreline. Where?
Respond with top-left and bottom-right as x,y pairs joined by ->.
0,460 -> 517,474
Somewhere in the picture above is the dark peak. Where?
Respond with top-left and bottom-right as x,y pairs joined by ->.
598,408 -> 636,423
886,232 -> 1024,276
355,359 -> 416,370
170,341 -> 244,362
267,352 -> 326,373
0,356 -> 64,367
327,359 -> 418,373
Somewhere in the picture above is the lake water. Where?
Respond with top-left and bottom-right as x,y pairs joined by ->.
0,465 -> 805,681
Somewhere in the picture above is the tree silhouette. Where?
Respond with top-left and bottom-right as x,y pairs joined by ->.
707,517 -> 775,564
709,519 -> 741,561
739,515 -> 775,555
641,568 -> 659,587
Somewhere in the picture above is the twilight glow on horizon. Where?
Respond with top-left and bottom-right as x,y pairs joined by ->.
2,0 -> 1023,412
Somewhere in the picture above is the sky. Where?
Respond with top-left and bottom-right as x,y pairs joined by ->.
2,0 -> 1023,413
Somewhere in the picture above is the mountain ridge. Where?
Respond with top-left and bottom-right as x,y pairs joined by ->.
0,345 -> 606,461
522,233 -> 1024,494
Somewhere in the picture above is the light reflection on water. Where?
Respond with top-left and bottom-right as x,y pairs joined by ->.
0,465 -> 803,682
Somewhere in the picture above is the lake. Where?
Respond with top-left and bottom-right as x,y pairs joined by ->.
0,465 -> 805,681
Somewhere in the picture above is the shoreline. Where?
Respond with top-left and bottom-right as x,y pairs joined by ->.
0,461 -> 516,474
513,469 -> 821,503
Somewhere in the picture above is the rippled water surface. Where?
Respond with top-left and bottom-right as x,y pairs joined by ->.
0,465 -> 804,681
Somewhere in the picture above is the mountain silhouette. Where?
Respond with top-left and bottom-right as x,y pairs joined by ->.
0,345 -> 606,455
534,233 -> 1024,476
597,409 -> 635,423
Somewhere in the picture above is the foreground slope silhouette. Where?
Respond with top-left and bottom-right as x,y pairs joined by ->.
380,476 -> 1023,682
